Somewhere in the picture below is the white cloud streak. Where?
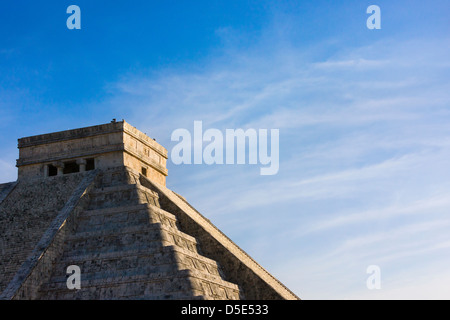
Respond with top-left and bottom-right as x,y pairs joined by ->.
98,33 -> 450,299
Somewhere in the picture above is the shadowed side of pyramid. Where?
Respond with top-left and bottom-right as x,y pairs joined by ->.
36,167 -> 242,300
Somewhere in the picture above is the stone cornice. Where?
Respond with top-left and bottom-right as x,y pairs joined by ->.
18,122 -> 124,148
16,143 -> 125,167
17,120 -> 168,159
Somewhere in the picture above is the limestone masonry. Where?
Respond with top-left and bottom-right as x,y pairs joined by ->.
0,120 -> 299,300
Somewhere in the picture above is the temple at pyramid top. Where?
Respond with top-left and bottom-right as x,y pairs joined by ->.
16,119 -> 168,185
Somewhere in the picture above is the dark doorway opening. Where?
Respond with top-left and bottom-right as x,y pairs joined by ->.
63,161 -> 79,174
86,158 -> 95,171
48,164 -> 57,176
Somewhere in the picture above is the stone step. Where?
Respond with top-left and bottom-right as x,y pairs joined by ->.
39,267 -> 239,300
169,245 -> 227,279
47,264 -> 180,285
93,168 -> 141,189
55,245 -> 167,265
39,269 -> 196,300
75,203 -> 179,233
62,223 -> 199,257
60,226 -> 167,258
47,293 -> 207,300
42,290 -> 205,300
182,269 -> 241,300
83,203 -> 177,224
56,245 -> 225,280
52,247 -> 178,277
80,203 -> 148,219
87,183 -> 159,209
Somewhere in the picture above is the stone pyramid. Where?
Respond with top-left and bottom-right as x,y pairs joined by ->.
0,120 -> 299,300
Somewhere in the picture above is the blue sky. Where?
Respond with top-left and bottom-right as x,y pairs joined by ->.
1,1 -> 450,299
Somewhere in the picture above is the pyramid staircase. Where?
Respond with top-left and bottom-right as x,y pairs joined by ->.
37,168 -> 242,300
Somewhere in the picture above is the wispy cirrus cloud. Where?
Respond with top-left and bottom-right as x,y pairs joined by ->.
95,32 -> 450,299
